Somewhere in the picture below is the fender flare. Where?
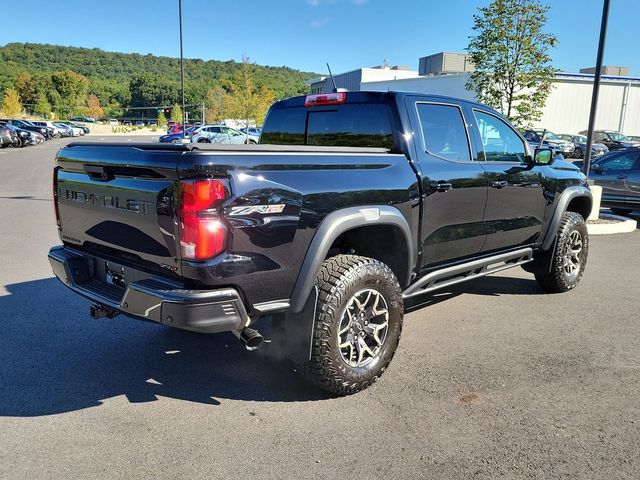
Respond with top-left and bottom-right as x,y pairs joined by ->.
289,205 -> 414,313
541,185 -> 592,251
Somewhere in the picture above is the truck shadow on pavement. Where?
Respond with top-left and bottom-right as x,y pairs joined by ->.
0,274 -> 545,417
0,278 -> 331,417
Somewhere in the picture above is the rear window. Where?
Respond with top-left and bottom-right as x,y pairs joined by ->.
261,103 -> 394,149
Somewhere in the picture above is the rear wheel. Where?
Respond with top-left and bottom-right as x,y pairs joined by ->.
610,208 -> 631,216
197,138 -> 210,143
573,147 -> 583,158
535,212 -> 588,293
299,255 -> 403,396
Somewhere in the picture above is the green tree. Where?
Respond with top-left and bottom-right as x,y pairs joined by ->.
205,85 -> 229,123
14,72 -> 38,106
51,70 -> 89,117
170,104 -> 183,123
1,87 -> 22,116
224,57 -> 276,128
34,93 -> 52,118
466,0 -> 557,126
156,110 -> 167,126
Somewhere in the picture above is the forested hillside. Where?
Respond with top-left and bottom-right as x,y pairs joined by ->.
0,42 -> 315,121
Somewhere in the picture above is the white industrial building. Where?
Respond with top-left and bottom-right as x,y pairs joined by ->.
309,52 -> 640,136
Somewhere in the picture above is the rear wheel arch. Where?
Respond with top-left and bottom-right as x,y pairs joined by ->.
288,206 -> 414,313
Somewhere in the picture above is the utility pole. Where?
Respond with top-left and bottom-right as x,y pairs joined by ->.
178,0 -> 186,138
583,0 -> 611,178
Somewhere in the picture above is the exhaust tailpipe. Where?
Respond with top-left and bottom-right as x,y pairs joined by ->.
234,327 -> 264,351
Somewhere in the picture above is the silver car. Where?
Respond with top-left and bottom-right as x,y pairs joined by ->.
190,125 -> 258,144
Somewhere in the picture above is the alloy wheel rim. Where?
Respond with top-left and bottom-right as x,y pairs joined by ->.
563,230 -> 583,277
338,288 -> 389,368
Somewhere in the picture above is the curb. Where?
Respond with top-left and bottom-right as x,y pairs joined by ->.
587,214 -> 638,235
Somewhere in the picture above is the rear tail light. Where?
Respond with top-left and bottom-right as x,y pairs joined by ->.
304,92 -> 347,107
179,179 -> 229,260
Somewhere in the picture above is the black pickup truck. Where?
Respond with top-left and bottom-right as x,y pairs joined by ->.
49,91 -> 592,395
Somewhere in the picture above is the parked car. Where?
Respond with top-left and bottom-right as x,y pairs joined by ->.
70,116 -> 95,123
108,119 -> 119,126
159,127 -> 196,143
32,121 -> 65,138
135,120 -> 145,127
0,123 -> 20,147
123,120 -> 132,126
579,130 -> 640,151
48,91 -> 592,395
628,135 -> 640,142
191,124 -> 257,144
148,120 -> 158,127
557,134 -> 608,159
0,119 -> 52,140
32,131 -> 46,144
53,122 -> 82,137
3,124 -> 39,147
166,123 -> 192,135
239,127 -> 262,137
523,129 -> 575,157
57,121 -> 90,134
589,147 -> 640,215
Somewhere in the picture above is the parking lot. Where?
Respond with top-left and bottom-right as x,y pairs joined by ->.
1,136 -> 639,479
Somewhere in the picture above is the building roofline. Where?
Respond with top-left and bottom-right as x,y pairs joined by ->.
555,72 -> 640,83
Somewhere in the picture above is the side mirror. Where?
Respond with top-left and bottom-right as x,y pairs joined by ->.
533,147 -> 554,166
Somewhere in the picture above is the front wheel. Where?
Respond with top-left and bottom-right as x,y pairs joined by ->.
535,212 -> 588,293
299,255 -> 403,396
573,147 -> 583,158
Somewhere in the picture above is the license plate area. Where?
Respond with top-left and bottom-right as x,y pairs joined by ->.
93,259 -> 129,292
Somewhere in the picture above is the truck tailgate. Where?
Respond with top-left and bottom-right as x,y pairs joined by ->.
55,143 -> 184,274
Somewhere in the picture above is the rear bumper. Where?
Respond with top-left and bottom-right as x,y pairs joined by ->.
48,245 -> 249,334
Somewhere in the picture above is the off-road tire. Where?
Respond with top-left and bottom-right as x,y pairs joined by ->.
299,255 -> 403,396
610,208 -> 631,217
535,212 -> 588,293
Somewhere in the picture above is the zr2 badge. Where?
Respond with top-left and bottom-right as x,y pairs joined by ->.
228,204 -> 286,216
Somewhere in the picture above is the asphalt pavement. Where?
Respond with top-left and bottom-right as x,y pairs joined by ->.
0,136 -> 639,479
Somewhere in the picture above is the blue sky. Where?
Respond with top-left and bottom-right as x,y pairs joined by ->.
1,0 -> 638,76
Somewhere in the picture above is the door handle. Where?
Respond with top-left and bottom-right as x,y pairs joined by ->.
430,182 -> 453,193
616,175 -> 627,179
491,180 -> 508,189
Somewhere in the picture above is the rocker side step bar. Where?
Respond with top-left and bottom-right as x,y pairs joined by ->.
403,248 -> 533,299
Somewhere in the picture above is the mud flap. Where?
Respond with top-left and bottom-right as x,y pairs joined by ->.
522,238 -> 557,275
270,286 -> 318,364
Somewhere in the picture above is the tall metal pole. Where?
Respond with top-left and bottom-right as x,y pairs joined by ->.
178,0 -> 186,138
583,0 -> 610,178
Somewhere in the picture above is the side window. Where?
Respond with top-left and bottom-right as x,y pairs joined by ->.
594,132 -> 606,142
416,103 -> 470,162
601,152 -> 639,171
474,111 -> 526,162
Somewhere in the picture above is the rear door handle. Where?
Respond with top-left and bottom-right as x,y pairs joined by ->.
617,175 -> 627,180
430,182 -> 453,193
491,180 -> 509,189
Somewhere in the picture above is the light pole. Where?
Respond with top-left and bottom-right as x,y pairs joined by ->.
583,0 -> 611,178
178,0 -> 186,138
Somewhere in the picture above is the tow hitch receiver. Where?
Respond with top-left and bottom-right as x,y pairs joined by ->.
90,303 -> 120,319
